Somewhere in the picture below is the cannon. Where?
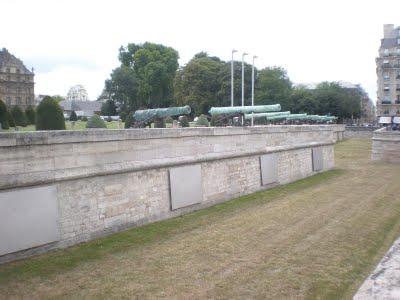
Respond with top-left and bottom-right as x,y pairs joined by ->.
132,105 -> 191,128
209,104 -> 281,126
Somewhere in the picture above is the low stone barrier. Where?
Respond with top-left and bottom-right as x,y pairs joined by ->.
345,126 -> 380,139
0,125 -> 337,263
372,127 -> 400,163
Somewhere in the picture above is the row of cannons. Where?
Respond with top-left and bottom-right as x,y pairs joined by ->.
131,104 -> 337,128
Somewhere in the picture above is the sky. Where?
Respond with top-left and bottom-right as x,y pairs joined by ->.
1,0 -> 400,103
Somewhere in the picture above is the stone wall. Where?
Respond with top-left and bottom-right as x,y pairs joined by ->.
344,126 -> 380,139
0,126 -> 337,263
372,128 -> 400,163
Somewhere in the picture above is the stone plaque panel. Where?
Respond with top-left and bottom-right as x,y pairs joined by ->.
312,147 -> 324,171
0,185 -> 60,256
169,164 -> 202,210
260,153 -> 278,185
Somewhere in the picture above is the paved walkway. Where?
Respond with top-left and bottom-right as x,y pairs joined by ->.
354,237 -> 400,299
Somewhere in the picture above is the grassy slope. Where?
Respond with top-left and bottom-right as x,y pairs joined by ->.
3,120 -> 123,131
0,139 -> 400,299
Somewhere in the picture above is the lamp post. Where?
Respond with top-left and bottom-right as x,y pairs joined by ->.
231,49 -> 237,107
251,55 -> 258,126
241,52 -> 248,109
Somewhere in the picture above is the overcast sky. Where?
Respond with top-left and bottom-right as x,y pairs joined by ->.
2,0 -> 399,102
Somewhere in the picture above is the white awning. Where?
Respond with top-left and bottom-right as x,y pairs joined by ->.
393,117 -> 400,124
379,117 -> 392,124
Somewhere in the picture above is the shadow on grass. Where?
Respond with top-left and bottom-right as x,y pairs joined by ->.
0,168 -> 345,283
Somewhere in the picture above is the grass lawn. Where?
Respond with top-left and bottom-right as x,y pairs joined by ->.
3,120 -> 123,132
1,139 -> 400,299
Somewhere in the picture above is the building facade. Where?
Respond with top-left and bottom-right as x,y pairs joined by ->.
66,85 -> 89,102
376,24 -> 400,119
0,48 -> 35,109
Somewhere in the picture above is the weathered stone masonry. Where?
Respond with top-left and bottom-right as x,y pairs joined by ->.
0,125 -> 341,263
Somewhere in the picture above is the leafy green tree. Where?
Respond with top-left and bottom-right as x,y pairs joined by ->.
289,86 -> 318,114
25,106 -> 36,125
0,99 -> 9,129
174,53 -> 225,115
313,82 -> 361,120
52,95 -> 65,103
103,66 -> 139,112
255,67 -> 292,109
86,115 -> 107,128
36,96 -> 66,130
101,100 -> 117,116
114,42 -> 179,110
11,106 -> 28,127
69,110 -> 78,121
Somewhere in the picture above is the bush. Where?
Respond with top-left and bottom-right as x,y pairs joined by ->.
124,113 -> 134,128
196,114 -> 209,127
36,96 -> 66,130
11,106 -> 28,127
86,114 -> 107,128
107,116 -> 112,122
179,115 -> 189,127
119,111 -> 127,122
154,118 -> 166,128
81,116 -> 88,122
25,106 -> 36,125
101,100 -> 117,116
69,110 -> 78,121
0,99 -> 9,129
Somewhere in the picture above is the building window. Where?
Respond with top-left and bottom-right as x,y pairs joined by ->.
384,84 -> 390,91
384,109 -> 389,115
384,49 -> 390,56
6,75 -> 10,81
16,69 -> 20,74
384,73 -> 390,80
6,68 -> 10,73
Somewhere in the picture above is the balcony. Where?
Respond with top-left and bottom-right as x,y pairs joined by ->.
381,100 -> 392,105
396,100 -> 400,104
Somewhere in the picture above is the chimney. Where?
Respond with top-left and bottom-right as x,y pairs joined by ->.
384,24 -> 395,38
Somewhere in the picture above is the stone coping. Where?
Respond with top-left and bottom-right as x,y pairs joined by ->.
372,127 -> 400,141
0,125 -> 342,147
0,140 -> 334,191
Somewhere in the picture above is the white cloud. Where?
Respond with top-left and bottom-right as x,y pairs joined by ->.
2,0 -> 400,101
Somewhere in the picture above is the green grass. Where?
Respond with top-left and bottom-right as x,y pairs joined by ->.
0,169 -> 343,284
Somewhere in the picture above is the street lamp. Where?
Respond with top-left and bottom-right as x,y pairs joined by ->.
241,52 -> 248,109
251,55 -> 258,126
231,49 -> 237,107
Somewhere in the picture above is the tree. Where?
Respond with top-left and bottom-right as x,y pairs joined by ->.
69,110 -> 78,121
312,82 -> 361,120
36,96 -> 66,130
7,110 -> 15,127
174,53 -> 225,115
86,115 -> 107,128
0,99 -> 9,129
255,67 -> 292,109
25,106 -> 36,125
289,86 -> 318,114
118,42 -> 179,108
52,95 -> 65,103
103,42 -> 179,116
101,100 -> 117,116
11,106 -> 28,127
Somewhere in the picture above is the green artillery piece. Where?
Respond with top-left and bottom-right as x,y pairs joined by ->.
133,105 -> 191,128
209,104 -> 281,126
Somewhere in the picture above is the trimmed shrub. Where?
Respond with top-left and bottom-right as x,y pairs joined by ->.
11,106 -> 28,127
107,116 -> 112,122
196,114 -> 209,127
124,113 -> 134,128
154,118 -> 166,128
0,99 -> 9,129
36,96 -> 66,130
81,116 -> 88,122
179,115 -> 189,127
25,106 -> 36,125
86,114 -> 107,128
69,110 -> 78,121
